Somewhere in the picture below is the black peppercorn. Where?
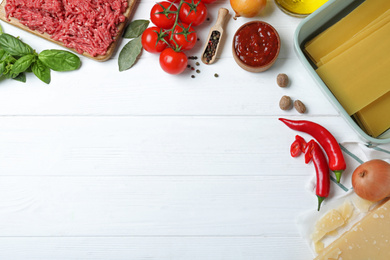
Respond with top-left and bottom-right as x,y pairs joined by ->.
203,31 -> 221,64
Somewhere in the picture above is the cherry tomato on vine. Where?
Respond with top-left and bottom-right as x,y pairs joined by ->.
150,1 -> 178,29
159,48 -> 188,75
141,27 -> 169,53
179,0 -> 207,27
169,23 -> 197,51
200,0 -> 218,4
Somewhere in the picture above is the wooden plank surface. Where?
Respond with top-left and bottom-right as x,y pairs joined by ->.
0,237 -> 309,260
0,0 -> 371,259
0,0 -> 138,61
0,116 -> 358,176
0,175 -> 313,236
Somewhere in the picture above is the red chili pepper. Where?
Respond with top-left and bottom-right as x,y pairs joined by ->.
290,135 -> 306,157
279,118 -> 346,183
304,139 -> 330,211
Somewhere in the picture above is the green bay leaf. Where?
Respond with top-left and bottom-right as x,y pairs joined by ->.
123,20 -> 149,39
118,36 -> 143,72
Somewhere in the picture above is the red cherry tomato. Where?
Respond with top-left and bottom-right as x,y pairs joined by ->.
150,1 -> 178,29
179,0 -> 207,27
170,23 -> 197,51
159,48 -> 188,74
141,27 -> 168,53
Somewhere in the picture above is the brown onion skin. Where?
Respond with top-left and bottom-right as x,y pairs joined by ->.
230,0 -> 267,19
352,159 -> 390,202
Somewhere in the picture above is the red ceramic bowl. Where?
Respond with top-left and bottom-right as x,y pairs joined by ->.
232,21 -> 281,72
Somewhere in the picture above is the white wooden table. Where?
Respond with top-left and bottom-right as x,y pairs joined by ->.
0,0 -> 362,259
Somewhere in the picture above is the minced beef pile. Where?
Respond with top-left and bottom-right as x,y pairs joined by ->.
5,0 -> 128,57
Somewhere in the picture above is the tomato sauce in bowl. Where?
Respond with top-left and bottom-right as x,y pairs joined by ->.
232,21 -> 280,72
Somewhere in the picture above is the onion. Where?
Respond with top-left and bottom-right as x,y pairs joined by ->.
352,159 -> 390,202
230,0 -> 267,19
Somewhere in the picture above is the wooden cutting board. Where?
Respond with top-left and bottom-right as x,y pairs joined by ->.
0,0 -> 138,61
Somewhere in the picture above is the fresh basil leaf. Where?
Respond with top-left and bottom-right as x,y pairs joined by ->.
3,63 -> 11,76
38,49 -> 80,71
3,66 -> 18,78
118,36 -> 142,72
2,53 -> 17,63
12,54 -> 35,75
32,59 -> 51,84
0,61 -> 5,75
25,66 -> 33,73
0,49 -> 6,60
2,57 -> 16,78
12,72 -> 26,83
123,20 -> 149,39
0,33 -> 33,56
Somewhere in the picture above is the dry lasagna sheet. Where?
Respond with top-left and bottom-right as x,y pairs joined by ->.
4,0 -> 129,57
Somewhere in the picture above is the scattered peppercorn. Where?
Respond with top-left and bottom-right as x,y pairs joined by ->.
191,75 -> 195,78
195,62 -> 200,66
214,73 -> 219,78
196,69 -> 200,73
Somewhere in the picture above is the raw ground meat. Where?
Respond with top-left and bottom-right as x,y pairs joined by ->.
5,0 -> 129,57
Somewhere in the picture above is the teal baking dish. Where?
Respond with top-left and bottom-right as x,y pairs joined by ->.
293,0 -> 390,145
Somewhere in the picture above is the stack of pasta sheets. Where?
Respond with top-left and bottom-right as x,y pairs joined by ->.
304,0 -> 390,138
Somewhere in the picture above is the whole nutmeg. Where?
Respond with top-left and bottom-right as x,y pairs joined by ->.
277,73 -> 289,88
279,95 -> 292,110
294,100 -> 306,113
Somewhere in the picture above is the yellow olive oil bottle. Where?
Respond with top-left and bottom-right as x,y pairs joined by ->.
275,0 -> 329,17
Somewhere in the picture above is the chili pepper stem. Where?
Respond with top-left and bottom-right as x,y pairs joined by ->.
317,195 -> 325,211
334,170 -> 343,183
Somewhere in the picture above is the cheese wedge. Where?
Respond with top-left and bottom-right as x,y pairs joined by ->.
314,199 -> 390,260
311,201 -> 355,243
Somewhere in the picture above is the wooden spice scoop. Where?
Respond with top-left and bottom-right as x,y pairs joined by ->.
201,8 -> 229,65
